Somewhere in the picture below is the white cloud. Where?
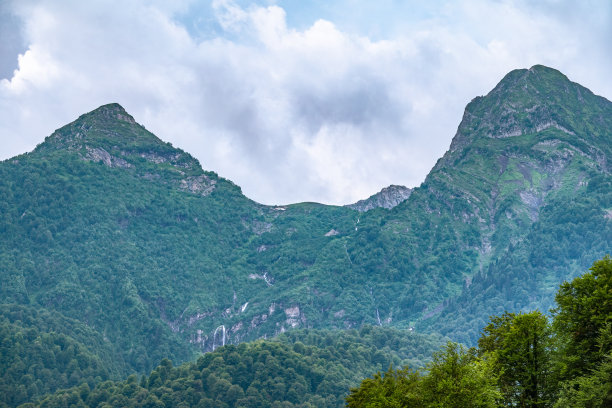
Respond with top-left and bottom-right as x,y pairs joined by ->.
0,0 -> 610,205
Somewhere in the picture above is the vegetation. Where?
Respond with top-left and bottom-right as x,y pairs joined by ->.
347,257 -> 612,407
16,259 -> 610,407
16,327 -> 443,408
478,311 -> 553,406
0,305 -> 123,408
0,66 -> 611,405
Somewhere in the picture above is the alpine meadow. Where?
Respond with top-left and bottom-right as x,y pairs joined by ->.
1,65 -> 611,407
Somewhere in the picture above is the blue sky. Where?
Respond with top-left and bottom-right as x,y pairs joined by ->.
173,1 -> 445,39
1,0 -> 610,204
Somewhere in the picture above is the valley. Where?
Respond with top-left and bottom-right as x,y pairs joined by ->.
1,65 -> 610,407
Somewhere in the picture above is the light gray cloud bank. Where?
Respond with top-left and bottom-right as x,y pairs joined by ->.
1,0 -> 610,204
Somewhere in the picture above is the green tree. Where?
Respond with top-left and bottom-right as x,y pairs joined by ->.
421,342 -> 499,408
479,311 -> 553,407
553,354 -> 612,408
346,366 -> 423,408
551,257 -> 612,407
552,256 -> 612,380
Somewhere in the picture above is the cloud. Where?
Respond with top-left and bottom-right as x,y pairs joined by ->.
0,0 -> 610,205
0,2 -> 27,79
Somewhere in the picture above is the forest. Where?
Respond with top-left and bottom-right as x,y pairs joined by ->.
7,257 -> 610,408
1,67 -> 611,407
347,257 -> 612,407
5,326 -> 444,408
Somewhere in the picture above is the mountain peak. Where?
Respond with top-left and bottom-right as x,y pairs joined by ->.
83,103 -> 136,125
445,64 -> 611,156
31,104 -> 216,192
37,103 -> 167,155
489,64 -> 570,98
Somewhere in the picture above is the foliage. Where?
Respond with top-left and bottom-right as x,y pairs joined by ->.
554,354 -> 612,408
0,306 -> 124,407
346,343 -> 500,408
552,256 -> 612,380
479,311 -> 554,407
420,343 -> 499,407
20,327 -> 443,408
348,257 -> 612,408
276,325 -> 446,370
345,367 -> 423,408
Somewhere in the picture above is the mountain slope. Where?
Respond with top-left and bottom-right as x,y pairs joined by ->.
23,327 -> 445,408
0,65 -> 611,404
410,65 -> 612,341
347,185 -> 412,212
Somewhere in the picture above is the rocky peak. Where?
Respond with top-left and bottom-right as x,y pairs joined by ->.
40,103 -> 160,152
33,103 -> 220,196
347,185 -> 412,212
422,65 -> 612,251
83,103 -> 137,124
442,64 -> 612,165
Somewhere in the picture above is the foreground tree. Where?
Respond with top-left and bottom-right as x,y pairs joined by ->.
420,342 -> 499,408
552,256 -> 612,381
554,353 -> 612,408
347,258 -> 611,408
478,311 -> 553,407
345,366 -> 423,408
551,257 -> 612,407
346,343 -> 499,408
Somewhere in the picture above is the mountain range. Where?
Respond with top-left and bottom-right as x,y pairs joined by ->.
1,65 -> 610,406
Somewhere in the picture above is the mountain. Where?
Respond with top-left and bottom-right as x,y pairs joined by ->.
422,65 -> 612,340
1,65 -> 611,405
1,103 -> 261,375
21,326 -> 446,408
347,185 -> 412,212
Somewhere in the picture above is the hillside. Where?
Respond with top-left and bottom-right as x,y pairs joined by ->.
0,65 -> 610,404
423,65 -> 612,341
18,327 -> 445,408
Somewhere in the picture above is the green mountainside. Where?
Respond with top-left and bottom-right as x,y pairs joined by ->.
423,65 -> 612,342
0,305 -> 122,407
20,327 -> 444,408
18,259 -> 612,408
0,65 -> 611,405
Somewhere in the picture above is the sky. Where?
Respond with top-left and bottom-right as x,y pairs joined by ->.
0,0 -> 610,205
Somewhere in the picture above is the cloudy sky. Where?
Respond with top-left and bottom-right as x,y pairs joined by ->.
1,0 -> 610,205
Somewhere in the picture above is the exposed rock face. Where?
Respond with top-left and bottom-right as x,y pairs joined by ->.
178,175 -> 216,196
347,185 -> 412,212
84,146 -> 132,168
284,306 -> 302,328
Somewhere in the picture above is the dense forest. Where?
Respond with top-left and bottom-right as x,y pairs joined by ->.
347,257 -> 612,407
9,257 -> 610,407
7,327 -> 444,408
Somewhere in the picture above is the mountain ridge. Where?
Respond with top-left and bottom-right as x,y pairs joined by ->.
445,64 -> 612,161
1,65 -> 611,406
347,184 -> 412,212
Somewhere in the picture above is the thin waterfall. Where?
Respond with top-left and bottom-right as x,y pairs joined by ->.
212,325 -> 226,351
